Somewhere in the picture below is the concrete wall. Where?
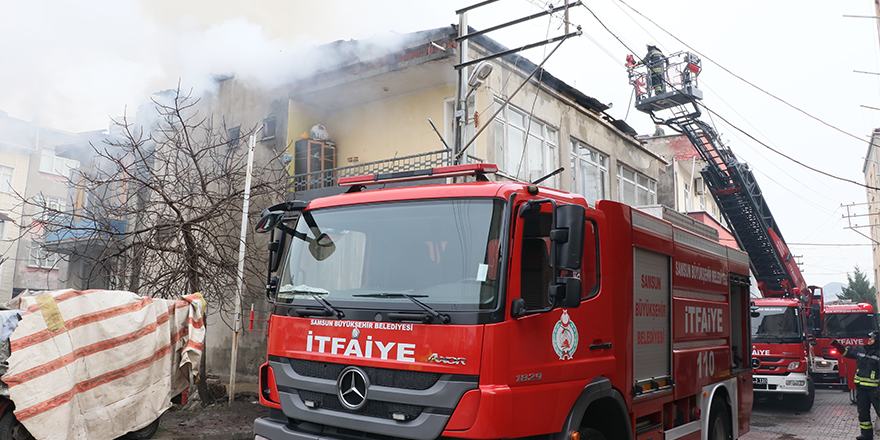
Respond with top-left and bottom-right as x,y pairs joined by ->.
188,78 -> 295,387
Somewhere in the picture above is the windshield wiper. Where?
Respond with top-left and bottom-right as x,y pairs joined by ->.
353,293 -> 451,324
280,285 -> 344,318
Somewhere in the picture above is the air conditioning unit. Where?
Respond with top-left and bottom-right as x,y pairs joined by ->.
694,177 -> 704,195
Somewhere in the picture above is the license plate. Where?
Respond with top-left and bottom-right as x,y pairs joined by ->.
753,377 -> 768,385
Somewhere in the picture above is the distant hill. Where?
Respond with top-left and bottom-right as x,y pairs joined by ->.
823,282 -> 845,301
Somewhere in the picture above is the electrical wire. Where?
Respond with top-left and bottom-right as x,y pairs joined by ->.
581,1 -> 880,191
615,0 -> 870,148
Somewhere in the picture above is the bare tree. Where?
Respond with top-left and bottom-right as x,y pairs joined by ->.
17,86 -> 289,403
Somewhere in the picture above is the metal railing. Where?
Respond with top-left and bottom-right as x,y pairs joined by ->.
289,149 -> 483,192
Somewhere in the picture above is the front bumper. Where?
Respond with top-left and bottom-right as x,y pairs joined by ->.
811,357 -> 843,384
752,371 -> 811,395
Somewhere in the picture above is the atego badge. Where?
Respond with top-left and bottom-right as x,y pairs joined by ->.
552,310 -> 578,360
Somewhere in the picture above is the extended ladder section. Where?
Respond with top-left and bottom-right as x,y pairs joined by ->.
628,52 -> 805,297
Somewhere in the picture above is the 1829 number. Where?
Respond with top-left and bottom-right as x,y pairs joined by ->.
516,373 -> 543,382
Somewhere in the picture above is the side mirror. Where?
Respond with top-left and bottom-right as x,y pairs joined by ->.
750,301 -> 760,318
552,204 -> 585,271
550,204 -> 585,309
551,278 -> 582,308
268,239 -> 283,273
255,210 -> 285,233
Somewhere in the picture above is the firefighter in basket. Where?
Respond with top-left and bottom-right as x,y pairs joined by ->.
628,42 -> 666,96
831,331 -> 880,440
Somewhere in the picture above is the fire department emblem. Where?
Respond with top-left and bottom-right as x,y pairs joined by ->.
552,310 -> 578,360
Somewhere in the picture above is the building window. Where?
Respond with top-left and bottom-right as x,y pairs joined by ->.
684,183 -> 691,212
617,164 -> 657,206
262,116 -> 276,140
493,101 -> 558,186
227,126 -> 241,149
33,196 -> 66,222
0,166 -> 12,193
29,247 -> 57,269
39,150 -> 78,178
569,139 -> 608,204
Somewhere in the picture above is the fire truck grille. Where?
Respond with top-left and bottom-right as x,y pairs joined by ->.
298,390 -> 424,420
288,359 -> 441,390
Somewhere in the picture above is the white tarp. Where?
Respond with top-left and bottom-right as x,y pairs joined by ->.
1,289 -> 205,440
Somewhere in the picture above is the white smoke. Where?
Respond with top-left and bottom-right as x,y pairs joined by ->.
0,0 -> 471,133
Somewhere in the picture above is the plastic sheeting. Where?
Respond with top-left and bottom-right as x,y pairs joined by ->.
1,289 -> 205,440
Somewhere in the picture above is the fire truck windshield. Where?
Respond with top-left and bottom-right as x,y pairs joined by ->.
823,312 -> 876,338
277,198 -> 505,311
751,306 -> 803,342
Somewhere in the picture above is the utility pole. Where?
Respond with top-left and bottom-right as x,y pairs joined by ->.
453,12 -> 469,166
229,126 -> 260,406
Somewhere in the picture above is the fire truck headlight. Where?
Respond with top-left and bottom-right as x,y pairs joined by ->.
787,361 -> 800,370
817,360 -> 830,367
785,379 -> 806,387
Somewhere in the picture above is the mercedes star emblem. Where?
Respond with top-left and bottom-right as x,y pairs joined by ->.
751,358 -> 760,369
337,366 -> 369,410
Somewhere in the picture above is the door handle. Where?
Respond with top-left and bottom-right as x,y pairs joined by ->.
589,342 -> 612,350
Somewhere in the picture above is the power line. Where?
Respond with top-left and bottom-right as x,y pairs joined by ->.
588,1 -> 880,191
615,0 -> 870,147
789,243 -> 872,247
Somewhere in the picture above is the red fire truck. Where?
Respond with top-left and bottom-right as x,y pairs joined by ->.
252,163 -> 753,440
812,302 -> 875,402
627,50 -> 824,411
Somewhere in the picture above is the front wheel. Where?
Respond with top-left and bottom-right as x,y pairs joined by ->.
789,379 -> 815,411
708,399 -> 732,440
577,428 -> 608,440
123,416 -> 161,440
0,412 -> 34,440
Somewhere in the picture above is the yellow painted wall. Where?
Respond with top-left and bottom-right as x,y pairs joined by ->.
287,85 -> 455,170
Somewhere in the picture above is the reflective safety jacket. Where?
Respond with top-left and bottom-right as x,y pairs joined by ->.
843,345 -> 880,388
642,48 -> 665,73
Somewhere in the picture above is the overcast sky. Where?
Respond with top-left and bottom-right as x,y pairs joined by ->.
1,0 -> 877,292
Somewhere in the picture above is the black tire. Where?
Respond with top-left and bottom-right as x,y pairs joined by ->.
707,399 -> 732,440
124,416 -> 161,440
789,379 -> 815,412
0,412 -> 34,440
577,428 -> 608,440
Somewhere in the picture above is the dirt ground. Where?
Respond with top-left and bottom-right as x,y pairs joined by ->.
158,394 -> 268,438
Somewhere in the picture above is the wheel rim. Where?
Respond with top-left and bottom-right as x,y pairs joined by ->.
11,421 -> 33,440
712,413 -> 730,440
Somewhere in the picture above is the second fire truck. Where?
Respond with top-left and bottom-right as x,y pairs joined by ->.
628,49 -> 824,410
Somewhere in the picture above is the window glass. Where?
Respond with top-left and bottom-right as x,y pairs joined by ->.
0,166 -> 12,193
510,109 -> 525,127
279,199 -> 505,310
570,139 -> 608,204
508,127 -> 525,179
527,135 -> 543,182
547,127 -> 558,145
494,120 -> 505,168
494,101 -> 557,187
617,165 -> 657,206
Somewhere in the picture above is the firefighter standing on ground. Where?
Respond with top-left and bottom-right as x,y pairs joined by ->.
832,331 -> 880,440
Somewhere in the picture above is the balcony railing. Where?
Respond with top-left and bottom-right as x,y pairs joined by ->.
45,217 -> 126,243
289,149 -> 483,192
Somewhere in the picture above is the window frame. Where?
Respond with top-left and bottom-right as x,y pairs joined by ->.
0,166 -> 12,193
493,100 -> 559,187
616,163 -> 657,206
569,139 -> 608,204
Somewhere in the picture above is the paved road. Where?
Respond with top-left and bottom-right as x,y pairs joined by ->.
742,386 -> 864,440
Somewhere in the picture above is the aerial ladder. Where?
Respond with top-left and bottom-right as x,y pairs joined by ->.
627,50 -> 823,408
